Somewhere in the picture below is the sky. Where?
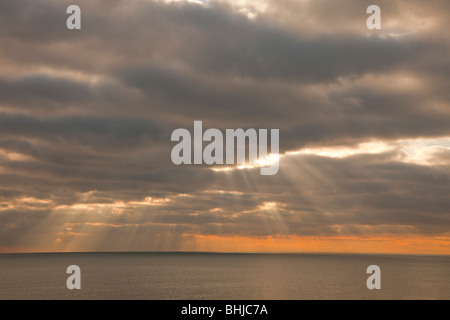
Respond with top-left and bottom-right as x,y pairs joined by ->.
0,0 -> 449,254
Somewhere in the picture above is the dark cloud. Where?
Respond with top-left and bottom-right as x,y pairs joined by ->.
0,113 -> 161,145
0,75 -> 91,106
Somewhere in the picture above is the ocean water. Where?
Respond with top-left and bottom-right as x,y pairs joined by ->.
0,252 -> 448,300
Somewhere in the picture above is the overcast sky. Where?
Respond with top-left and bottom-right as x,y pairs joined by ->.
0,0 -> 449,254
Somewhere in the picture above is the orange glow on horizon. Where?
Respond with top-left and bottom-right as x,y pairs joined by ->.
182,234 -> 450,256
1,234 -> 449,255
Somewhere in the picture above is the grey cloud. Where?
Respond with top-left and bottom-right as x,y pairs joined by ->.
0,75 -> 91,106
0,113 -> 162,146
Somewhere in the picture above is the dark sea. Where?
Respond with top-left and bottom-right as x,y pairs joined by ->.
0,252 -> 448,300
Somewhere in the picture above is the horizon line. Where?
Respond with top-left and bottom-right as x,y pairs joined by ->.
1,250 -> 448,257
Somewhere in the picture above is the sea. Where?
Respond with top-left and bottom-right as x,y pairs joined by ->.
0,252 -> 448,300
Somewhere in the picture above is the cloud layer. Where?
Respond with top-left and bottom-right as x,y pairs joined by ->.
0,0 -> 449,253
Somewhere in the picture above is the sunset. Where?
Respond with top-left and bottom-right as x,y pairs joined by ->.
0,0 -> 449,302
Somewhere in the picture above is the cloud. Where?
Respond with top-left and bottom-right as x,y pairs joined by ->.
0,0 -> 448,252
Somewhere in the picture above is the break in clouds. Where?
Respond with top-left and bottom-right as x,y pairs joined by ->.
0,0 -> 449,252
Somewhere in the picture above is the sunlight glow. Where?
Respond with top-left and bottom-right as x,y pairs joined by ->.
211,137 -> 450,174
211,153 -> 279,172
290,137 -> 450,165
289,141 -> 395,159
160,0 -> 266,19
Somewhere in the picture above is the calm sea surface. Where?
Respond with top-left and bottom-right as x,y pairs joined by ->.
0,252 -> 448,300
